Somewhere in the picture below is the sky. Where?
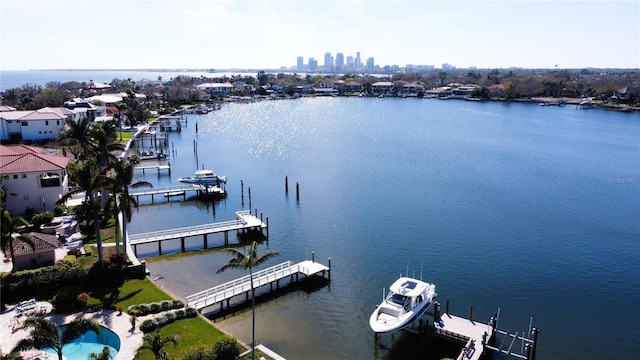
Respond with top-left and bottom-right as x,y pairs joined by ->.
1,0 -> 639,70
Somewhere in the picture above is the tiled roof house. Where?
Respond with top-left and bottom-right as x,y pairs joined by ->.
0,108 -> 71,142
0,144 -> 70,216
11,232 -> 59,271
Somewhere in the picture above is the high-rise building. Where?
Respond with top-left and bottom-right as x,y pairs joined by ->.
335,53 -> 344,72
324,52 -> 334,72
297,56 -> 304,70
366,57 -> 375,71
355,52 -> 361,70
309,58 -> 318,71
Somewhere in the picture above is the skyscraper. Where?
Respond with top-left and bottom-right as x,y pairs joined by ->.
297,56 -> 304,70
324,52 -> 334,72
366,57 -> 375,71
309,58 -> 318,71
335,53 -> 344,72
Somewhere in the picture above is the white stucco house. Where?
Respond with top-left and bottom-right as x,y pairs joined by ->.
0,108 -> 73,143
196,82 -> 234,97
0,145 -> 70,216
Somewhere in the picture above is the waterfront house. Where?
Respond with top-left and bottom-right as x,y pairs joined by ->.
402,82 -> 426,95
64,98 -> 100,120
371,81 -> 395,95
11,232 -> 59,271
0,144 -> 70,216
345,81 -> 363,93
0,108 -> 70,143
196,82 -> 234,97
451,85 -> 479,98
614,86 -> 640,104
488,84 -> 505,98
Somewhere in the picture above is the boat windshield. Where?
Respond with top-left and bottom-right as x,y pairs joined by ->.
387,293 -> 408,307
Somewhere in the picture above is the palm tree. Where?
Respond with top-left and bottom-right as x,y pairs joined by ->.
139,330 -> 178,360
88,346 -> 113,360
0,352 -> 22,360
217,241 -> 280,360
58,117 -> 93,160
105,157 -> 151,257
12,317 -> 101,360
57,158 -> 109,264
1,210 -> 31,271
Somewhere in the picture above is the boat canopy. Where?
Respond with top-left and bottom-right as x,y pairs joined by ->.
389,277 -> 429,297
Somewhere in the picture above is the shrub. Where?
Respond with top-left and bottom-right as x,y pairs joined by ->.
32,211 -> 54,227
160,300 -> 172,311
140,319 -> 157,333
54,205 -> 66,216
149,302 -> 162,313
212,336 -> 242,360
171,299 -> 184,308
185,307 -> 198,318
183,347 -> 214,360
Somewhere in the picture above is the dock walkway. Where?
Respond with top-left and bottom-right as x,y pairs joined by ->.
432,313 -> 493,360
186,259 -> 330,312
128,210 -> 268,255
129,184 -> 224,202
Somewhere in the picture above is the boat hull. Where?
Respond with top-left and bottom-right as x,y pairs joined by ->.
369,277 -> 436,334
369,300 -> 433,334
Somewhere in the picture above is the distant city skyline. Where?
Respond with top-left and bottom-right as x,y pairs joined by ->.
1,1 -> 638,70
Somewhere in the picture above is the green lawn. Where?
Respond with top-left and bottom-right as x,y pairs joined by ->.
86,277 -> 242,359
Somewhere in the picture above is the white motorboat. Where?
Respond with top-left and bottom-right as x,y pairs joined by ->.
178,169 -> 227,185
369,276 -> 436,334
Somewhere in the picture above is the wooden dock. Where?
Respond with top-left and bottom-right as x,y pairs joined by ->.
133,164 -> 171,175
128,210 -> 268,255
130,184 -> 224,203
186,258 -> 330,312
431,313 -> 494,360
425,302 -> 538,360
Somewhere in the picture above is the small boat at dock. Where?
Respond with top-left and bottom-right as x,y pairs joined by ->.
369,276 -> 437,334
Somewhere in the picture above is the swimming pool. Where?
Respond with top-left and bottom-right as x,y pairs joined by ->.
43,325 -> 121,360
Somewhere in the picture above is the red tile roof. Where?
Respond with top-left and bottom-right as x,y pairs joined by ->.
0,145 -> 69,173
13,233 -> 59,256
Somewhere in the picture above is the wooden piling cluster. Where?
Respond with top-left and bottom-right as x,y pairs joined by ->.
285,176 -> 300,201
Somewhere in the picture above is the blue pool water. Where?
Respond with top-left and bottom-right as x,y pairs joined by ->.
43,325 -> 120,360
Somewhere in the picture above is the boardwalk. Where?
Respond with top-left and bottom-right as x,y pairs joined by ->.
133,164 -> 171,175
432,313 -> 494,360
128,210 -> 268,255
130,184 -> 224,202
186,259 -> 330,312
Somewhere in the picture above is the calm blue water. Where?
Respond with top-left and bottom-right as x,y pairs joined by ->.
0,70 -> 246,91
127,98 -> 639,359
43,325 -> 120,360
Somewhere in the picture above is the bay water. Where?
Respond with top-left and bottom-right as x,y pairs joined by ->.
127,97 -> 639,359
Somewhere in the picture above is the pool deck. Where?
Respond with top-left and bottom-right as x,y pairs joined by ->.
0,303 -> 143,360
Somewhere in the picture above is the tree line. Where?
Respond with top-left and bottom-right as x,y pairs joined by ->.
2,68 -> 639,111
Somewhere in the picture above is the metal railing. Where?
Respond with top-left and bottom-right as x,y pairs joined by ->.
186,261 -> 294,308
